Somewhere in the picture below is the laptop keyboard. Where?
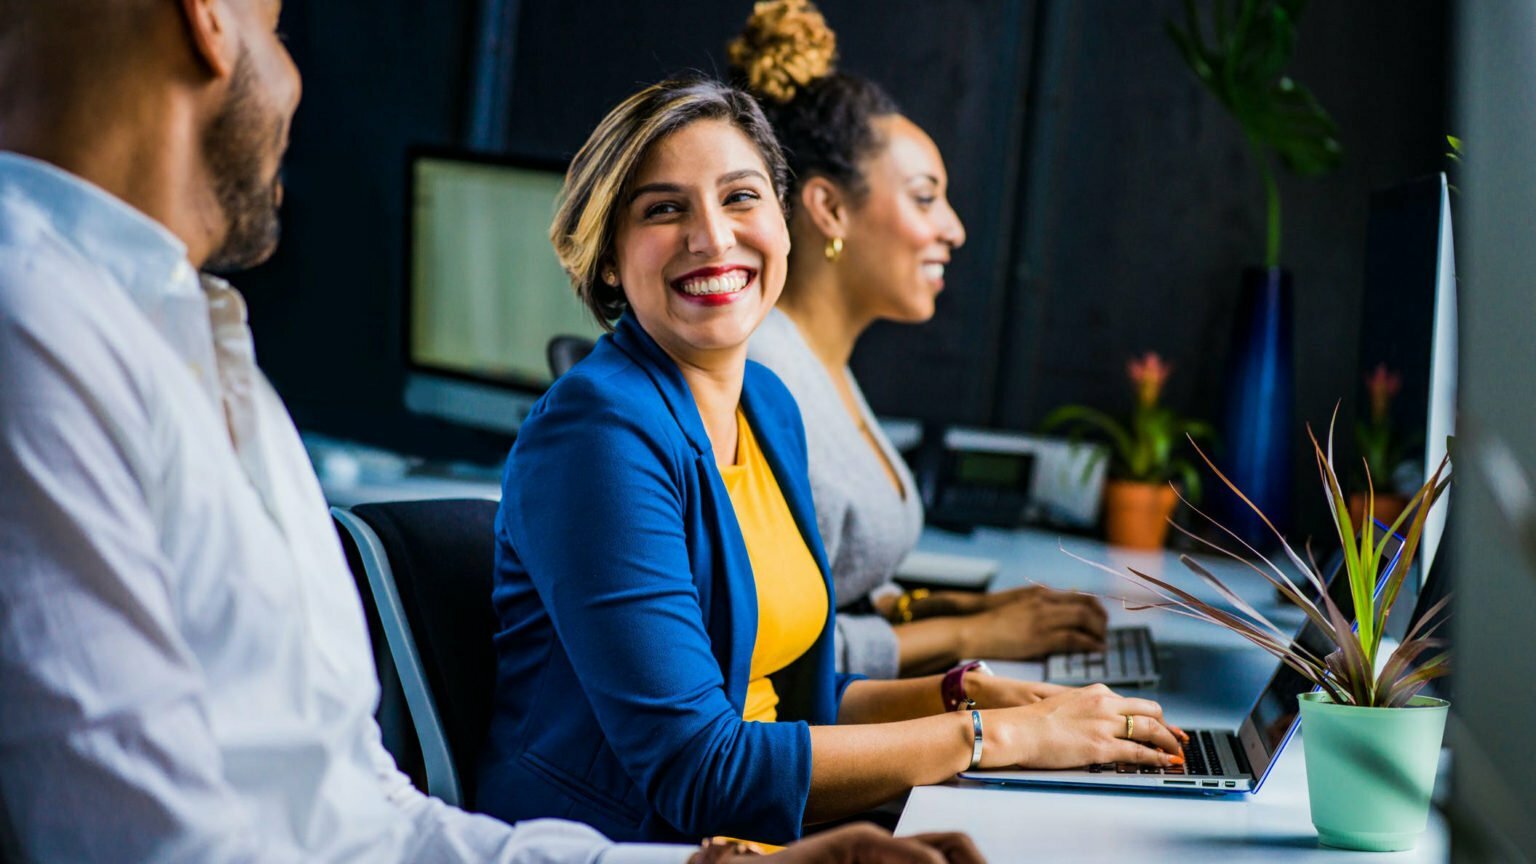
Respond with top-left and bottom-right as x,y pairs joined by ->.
1087,728 -> 1228,777
1086,729 -> 1226,778
1046,626 -> 1157,685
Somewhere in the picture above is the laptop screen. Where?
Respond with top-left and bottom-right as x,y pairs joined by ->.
1241,525 -> 1406,779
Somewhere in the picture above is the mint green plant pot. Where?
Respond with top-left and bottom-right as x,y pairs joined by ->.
1298,692 -> 1449,852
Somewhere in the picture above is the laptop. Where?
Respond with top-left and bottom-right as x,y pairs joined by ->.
960,523 -> 1405,794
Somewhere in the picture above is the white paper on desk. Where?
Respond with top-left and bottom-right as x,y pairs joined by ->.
895,551 -> 999,589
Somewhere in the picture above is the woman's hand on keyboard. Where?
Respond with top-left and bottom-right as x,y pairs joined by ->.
983,584 -> 1107,616
957,593 -> 1108,660
979,683 -> 1187,769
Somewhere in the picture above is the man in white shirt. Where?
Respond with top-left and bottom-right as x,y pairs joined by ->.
0,1 -> 981,862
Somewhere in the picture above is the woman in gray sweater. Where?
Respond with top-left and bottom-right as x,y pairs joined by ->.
738,0 -> 1108,679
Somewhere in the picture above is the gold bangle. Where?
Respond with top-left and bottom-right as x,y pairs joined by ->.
895,588 -> 931,623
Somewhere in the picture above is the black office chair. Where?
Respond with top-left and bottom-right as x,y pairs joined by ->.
332,498 -> 500,808
546,334 -> 596,379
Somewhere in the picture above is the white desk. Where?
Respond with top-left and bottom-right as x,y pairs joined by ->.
898,525 -> 1448,862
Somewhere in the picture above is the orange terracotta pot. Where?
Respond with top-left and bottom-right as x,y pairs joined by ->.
1104,480 -> 1179,550
1347,492 -> 1408,531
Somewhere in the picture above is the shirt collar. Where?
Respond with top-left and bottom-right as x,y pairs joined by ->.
0,151 -> 195,303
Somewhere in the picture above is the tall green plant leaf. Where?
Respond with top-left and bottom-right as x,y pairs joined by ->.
1168,0 -> 1341,265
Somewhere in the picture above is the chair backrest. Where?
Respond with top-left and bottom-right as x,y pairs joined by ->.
332,498 -> 499,808
546,334 -> 596,379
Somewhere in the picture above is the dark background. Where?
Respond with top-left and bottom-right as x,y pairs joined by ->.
243,0 -> 1449,539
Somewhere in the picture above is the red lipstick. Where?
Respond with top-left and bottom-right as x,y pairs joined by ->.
669,265 -> 756,307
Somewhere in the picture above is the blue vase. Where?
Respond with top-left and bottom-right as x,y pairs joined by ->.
1218,267 -> 1294,548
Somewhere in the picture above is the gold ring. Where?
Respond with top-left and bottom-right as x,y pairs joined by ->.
1124,714 -> 1136,740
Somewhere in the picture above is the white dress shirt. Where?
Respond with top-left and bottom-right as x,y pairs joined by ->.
0,152 -> 690,864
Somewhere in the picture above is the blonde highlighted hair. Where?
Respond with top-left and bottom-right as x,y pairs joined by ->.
551,76 -> 790,329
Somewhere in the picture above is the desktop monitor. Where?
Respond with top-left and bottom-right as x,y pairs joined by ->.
403,149 -> 607,434
1355,172 -> 1457,584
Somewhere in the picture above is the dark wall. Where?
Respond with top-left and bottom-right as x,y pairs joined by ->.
246,1 -> 1450,534
979,1 -> 1447,537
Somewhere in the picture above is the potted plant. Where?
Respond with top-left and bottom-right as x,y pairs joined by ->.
1042,353 -> 1214,550
1077,414 -> 1451,851
1351,363 -> 1419,527
1168,0 -> 1343,547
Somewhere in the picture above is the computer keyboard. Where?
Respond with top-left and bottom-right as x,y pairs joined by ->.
1045,625 -> 1159,687
1086,730 -> 1223,778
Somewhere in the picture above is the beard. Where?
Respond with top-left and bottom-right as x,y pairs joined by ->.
202,49 -> 287,274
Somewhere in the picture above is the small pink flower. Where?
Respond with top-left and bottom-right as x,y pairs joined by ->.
1365,363 -> 1402,423
1127,352 -> 1172,408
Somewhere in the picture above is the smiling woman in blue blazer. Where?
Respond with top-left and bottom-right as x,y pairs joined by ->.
474,76 -> 1185,847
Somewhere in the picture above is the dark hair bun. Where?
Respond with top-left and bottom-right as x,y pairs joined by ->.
727,0 -> 837,104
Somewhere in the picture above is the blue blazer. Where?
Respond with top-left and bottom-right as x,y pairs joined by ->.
475,314 -> 859,844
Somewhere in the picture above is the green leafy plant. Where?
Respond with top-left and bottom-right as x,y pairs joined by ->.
1042,352 -> 1215,502
1072,411 -> 1451,708
1444,134 -> 1463,196
1168,0 -> 1343,267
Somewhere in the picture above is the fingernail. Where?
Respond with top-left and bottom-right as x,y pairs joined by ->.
1169,754 -> 1185,766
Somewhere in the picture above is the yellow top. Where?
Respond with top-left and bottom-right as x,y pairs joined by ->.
718,409 -> 828,723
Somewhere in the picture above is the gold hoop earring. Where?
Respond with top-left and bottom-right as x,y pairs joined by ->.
824,236 -> 844,263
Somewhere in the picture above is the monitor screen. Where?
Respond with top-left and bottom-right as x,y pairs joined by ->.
1356,173 -> 1457,578
405,151 -> 607,433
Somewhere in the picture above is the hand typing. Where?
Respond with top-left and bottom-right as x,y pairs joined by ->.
958,589 -> 1109,660
979,684 -> 1187,770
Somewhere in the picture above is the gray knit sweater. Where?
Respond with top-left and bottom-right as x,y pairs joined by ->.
747,309 -> 924,679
